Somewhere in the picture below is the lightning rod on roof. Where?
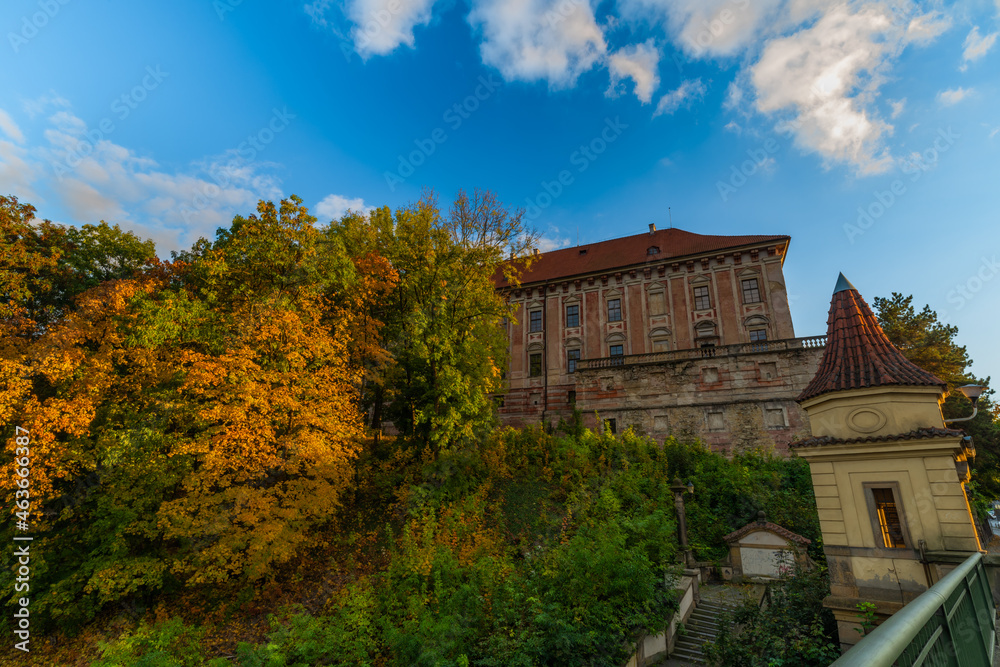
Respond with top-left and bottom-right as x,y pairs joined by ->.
668,207 -> 672,229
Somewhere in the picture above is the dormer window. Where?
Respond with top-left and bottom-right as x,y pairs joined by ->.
647,246 -> 660,255
579,248 -> 588,255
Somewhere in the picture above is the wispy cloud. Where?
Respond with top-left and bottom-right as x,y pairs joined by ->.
961,26 -> 998,70
654,78 -> 706,117
903,11 -> 951,46
938,87 -> 972,106
0,98 -> 286,254
536,230 -> 571,252
0,110 -> 25,143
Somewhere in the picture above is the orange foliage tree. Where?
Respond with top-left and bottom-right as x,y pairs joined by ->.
0,196 -> 381,627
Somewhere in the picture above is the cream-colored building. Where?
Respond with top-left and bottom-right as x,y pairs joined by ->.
792,273 -> 980,649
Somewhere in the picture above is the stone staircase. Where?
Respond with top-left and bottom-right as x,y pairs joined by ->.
667,598 -> 734,665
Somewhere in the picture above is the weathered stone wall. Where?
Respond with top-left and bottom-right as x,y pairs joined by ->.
545,345 -> 826,454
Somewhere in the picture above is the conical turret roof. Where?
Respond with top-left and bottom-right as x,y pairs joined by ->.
797,274 -> 945,402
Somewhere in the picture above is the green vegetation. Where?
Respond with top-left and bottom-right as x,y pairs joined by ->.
21,192 -> 995,665
707,565 -> 840,667
77,425 -> 824,666
874,293 -> 1000,514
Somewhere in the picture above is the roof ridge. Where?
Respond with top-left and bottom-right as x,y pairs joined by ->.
498,227 -> 790,287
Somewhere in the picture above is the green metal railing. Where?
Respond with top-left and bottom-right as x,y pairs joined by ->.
832,552 -> 996,667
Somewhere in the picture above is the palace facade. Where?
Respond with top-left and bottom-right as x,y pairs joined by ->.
496,225 -> 826,452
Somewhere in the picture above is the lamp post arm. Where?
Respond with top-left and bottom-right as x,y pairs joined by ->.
945,404 -> 978,424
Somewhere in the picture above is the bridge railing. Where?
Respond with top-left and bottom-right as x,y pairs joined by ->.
831,552 -> 995,667
577,335 -> 827,371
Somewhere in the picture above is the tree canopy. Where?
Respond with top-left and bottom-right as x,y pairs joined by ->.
874,292 -> 1000,504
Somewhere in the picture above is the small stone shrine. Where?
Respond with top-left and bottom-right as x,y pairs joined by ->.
722,511 -> 812,581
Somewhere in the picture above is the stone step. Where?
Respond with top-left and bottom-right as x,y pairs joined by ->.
674,639 -> 708,654
669,596 -> 739,665
685,619 -> 720,633
679,629 -> 715,643
670,646 -> 708,664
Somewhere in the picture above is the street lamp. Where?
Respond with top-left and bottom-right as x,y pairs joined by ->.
944,384 -> 986,424
671,478 -> 695,568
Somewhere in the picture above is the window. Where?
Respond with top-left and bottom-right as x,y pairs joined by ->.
696,322 -> 716,338
529,353 -> 542,377
693,285 -> 711,310
649,290 -> 666,316
567,349 -> 580,373
568,390 -> 576,406
749,329 -> 768,342
529,310 -> 542,332
872,488 -> 906,548
707,411 -> 725,431
610,344 -> 623,357
608,298 -> 622,322
566,304 -> 580,328
764,408 -> 786,429
652,338 -> 670,352
742,278 -> 762,303
647,246 -> 660,255
605,418 -> 617,435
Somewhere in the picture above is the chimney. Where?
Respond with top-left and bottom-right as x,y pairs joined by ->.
649,223 -> 656,234
533,248 -> 540,257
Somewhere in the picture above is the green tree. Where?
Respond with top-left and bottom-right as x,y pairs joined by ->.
329,189 -> 537,454
873,293 -> 1000,504
1,195 -> 156,336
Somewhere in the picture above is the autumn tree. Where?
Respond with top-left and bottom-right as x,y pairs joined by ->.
1,196 -> 373,628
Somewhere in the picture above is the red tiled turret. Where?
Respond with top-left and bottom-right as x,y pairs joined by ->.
797,273 -> 945,402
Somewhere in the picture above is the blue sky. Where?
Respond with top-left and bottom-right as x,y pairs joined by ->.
1,0 -> 999,381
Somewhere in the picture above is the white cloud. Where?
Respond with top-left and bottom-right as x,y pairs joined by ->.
468,0 -> 606,88
750,4 -> 901,175
0,110 -> 24,143
889,98 -> 906,119
654,78 -> 706,116
961,26 -> 998,69
619,0 -> 786,58
315,194 -> 370,220
0,104 -> 286,254
903,11 -> 951,46
348,0 -> 438,58
606,40 -> 660,103
0,138 -> 41,203
938,87 -> 972,106
304,0 -> 335,27
536,231 -> 570,252
724,120 -> 742,134
724,80 -> 744,110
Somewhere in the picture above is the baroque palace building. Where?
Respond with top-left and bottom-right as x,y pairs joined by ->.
495,225 -> 828,452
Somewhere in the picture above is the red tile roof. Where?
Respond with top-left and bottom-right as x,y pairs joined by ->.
797,274 -> 945,402
790,426 -> 964,448
498,227 -> 789,287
